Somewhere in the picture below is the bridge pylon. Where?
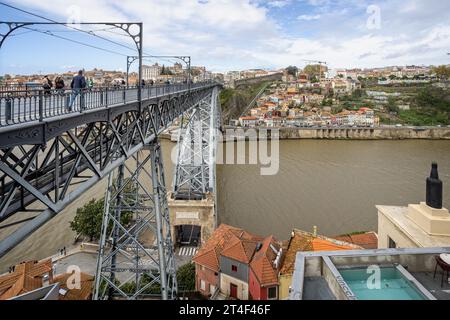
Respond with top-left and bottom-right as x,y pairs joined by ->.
170,87 -> 221,247
93,139 -> 177,300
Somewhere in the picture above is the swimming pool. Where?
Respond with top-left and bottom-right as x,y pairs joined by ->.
338,266 -> 428,300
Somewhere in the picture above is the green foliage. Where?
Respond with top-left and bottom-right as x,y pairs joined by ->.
303,64 -> 326,79
70,199 -> 104,241
70,195 -> 133,241
160,65 -> 173,76
386,96 -> 399,113
285,66 -> 298,77
121,281 -> 137,295
220,82 -> 270,122
220,88 -> 234,107
432,65 -> 450,80
399,110 -> 449,126
321,98 -> 333,106
177,262 -> 196,291
389,75 -> 397,80
141,273 -> 161,294
352,89 -> 365,99
414,87 -> 450,112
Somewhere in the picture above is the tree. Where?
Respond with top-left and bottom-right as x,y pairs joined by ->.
352,89 -> 364,99
303,64 -> 327,79
70,196 -> 133,241
310,75 -> 319,83
177,262 -> 196,292
387,96 -> 399,113
389,74 -> 397,80
432,65 -> 450,81
70,199 -> 104,241
285,66 -> 298,77
160,65 -> 173,76
415,87 -> 450,112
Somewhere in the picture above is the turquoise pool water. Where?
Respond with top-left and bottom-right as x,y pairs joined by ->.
338,267 -> 426,300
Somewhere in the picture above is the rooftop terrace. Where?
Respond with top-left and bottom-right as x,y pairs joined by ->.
290,247 -> 450,300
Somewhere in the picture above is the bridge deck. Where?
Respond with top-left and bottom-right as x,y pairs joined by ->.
0,82 -> 209,129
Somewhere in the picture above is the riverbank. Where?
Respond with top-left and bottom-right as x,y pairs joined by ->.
221,126 -> 450,140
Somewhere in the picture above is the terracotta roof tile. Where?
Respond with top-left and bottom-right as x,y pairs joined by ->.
51,272 -> 94,300
250,236 -> 281,286
193,224 -> 260,272
279,229 -> 361,276
0,260 -> 52,300
221,238 -> 258,264
333,232 -> 378,249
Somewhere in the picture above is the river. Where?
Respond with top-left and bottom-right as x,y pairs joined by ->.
1,139 -> 450,271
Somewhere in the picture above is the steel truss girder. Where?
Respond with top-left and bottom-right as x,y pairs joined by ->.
0,87 -> 215,258
93,141 -> 177,300
173,87 -> 220,200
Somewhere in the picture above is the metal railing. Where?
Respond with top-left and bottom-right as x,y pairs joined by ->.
0,81 -> 216,127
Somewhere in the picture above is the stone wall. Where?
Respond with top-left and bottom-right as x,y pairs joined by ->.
232,73 -> 283,89
223,127 -> 450,140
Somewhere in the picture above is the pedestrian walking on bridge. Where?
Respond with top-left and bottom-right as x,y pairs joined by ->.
69,70 -> 87,111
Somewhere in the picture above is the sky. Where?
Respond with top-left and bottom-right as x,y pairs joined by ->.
0,0 -> 449,75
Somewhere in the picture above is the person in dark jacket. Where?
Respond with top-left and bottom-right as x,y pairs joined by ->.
55,76 -> 65,95
42,76 -> 53,96
69,70 -> 87,111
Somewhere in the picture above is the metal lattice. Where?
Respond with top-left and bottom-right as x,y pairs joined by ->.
0,84 -> 217,258
173,87 -> 220,200
93,141 -> 177,300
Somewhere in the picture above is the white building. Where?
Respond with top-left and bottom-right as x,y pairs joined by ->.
143,64 -> 161,81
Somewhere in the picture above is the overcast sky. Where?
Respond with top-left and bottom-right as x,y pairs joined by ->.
1,0 -> 449,75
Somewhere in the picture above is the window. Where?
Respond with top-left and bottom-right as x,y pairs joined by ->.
231,265 -> 238,272
388,237 -> 397,249
200,280 -> 206,291
267,286 -> 277,300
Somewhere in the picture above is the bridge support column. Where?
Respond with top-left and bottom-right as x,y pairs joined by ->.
93,140 -> 177,300
168,192 -> 216,247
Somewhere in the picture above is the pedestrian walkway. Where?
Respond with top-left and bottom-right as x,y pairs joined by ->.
177,246 -> 198,257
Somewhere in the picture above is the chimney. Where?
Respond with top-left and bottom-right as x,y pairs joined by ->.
426,162 -> 443,209
313,226 -> 318,237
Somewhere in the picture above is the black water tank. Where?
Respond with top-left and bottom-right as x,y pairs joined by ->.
426,162 -> 443,209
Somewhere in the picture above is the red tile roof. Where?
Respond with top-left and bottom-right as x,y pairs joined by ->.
193,224 -> 261,272
250,236 -> 281,286
221,238 -> 258,264
0,260 -> 53,300
279,229 -> 362,276
51,272 -> 94,300
333,232 -> 378,250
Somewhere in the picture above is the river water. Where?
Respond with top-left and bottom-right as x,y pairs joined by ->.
1,139 -> 450,271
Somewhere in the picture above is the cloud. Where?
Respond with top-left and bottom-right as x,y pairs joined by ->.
3,0 -> 450,73
297,14 -> 321,21
267,0 -> 291,8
